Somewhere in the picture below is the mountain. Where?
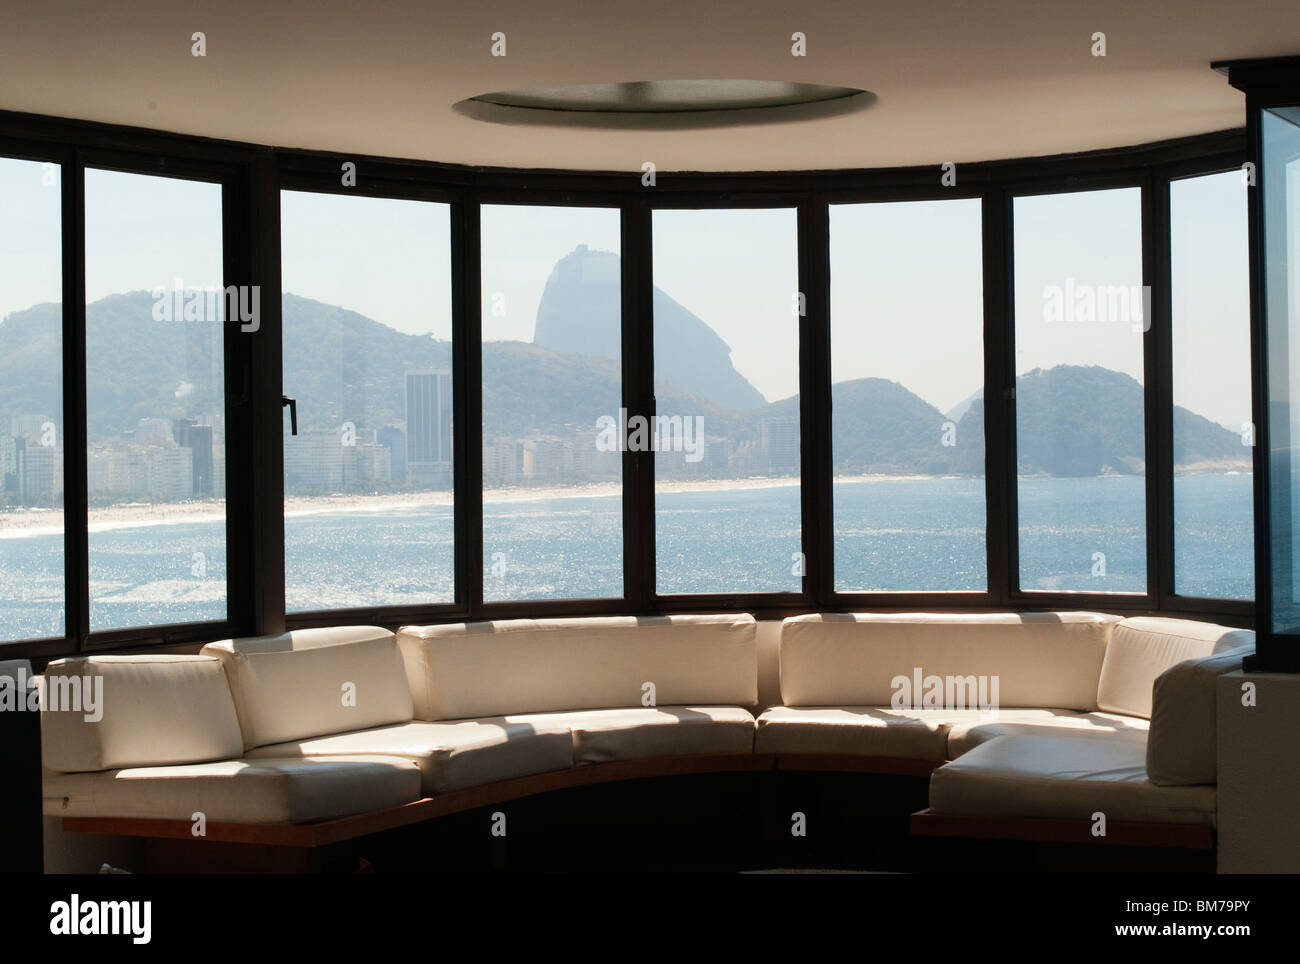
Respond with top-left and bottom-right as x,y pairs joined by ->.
944,365 -> 1247,476
946,388 -> 982,424
0,293 -> 225,440
0,293 -> 1249,479
533,246 -> 768,411
764,378 -> 963,475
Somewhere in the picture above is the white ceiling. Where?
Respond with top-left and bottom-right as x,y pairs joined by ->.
1,0 -> 1296,172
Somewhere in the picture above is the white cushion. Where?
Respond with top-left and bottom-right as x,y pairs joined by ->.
245,719 -> 574,794
946,709 -> 1148,758
929,734 -> 1217,826
780,612 -> 1118,711
755,706 -> 956,759
43,755 -> 422,824
505,707 -> 756,763
40,655 -> 243,773
202,626 -> 414,750
1147,643 -> 1253,786
398,614 -> 757,720
1097,617 -> 1254,718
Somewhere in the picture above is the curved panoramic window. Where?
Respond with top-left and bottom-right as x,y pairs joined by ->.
0,111 -> 1255,654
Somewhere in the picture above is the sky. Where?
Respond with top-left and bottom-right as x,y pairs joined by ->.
0,162 -> 1253,425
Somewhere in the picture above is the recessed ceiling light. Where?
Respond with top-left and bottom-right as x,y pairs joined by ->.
470,79 -> 870,114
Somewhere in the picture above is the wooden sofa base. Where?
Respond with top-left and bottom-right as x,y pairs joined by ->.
60,755 -> 1214,870
61,752 -> 940,850
909,808 -> 1216,849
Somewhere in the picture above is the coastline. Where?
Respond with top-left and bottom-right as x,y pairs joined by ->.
0,468 -> 1251,538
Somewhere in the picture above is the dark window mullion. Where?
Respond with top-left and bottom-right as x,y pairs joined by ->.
1150,171 -> 1177,608
983,188 -> 1015,605
248,154 -> 286,636
60,148 -> 89,651
798,197 -> 831,607
460,197 -> 484,617
623,199 -> 653,611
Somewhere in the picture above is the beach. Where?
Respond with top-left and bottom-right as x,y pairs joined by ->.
0,467 -> 1249,539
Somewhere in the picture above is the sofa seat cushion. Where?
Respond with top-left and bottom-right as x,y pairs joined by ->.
244,720 -> 574,794
755,706 -> 968,760
945,710 -> 1148,758
43,755 -> 422,824
929,735 -> 1217,826
504,707 -> 756,763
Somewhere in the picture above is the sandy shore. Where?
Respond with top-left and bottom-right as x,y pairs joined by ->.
0,476 -> 804,537
0,468 -> 1249,538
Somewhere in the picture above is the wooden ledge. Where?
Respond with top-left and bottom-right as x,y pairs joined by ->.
62,753 -> 777,848
909,808 -> 1216,849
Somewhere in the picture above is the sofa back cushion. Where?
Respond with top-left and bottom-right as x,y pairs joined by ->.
779,612 -> 1119,711
40,655 -> 244,773
201,626 -> 413,750
397,614 -> 757,720
1146,637 -> 1254,786
1096,616 -> 1254,719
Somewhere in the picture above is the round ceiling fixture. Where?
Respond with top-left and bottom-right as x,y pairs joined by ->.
458,79 -> 875,128
471,79 -> 869,113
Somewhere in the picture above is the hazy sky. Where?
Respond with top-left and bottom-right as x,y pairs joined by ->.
0,164 -> 1252,425
84,168 -> 224,302
481,202 -> 619,345
283,189 -> 452,339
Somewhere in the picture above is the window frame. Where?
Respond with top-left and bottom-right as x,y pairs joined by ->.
0,109 -> 1256,663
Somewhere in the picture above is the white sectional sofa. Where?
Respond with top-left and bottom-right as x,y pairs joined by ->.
763,613 -> 1253,830
35,610 -> 1253,866
41,614 -> 759,827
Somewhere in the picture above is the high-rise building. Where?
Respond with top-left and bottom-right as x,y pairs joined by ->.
17,442 -> 57,505
406,370 -> 452,486
187,425 -> 215,496
760,417 -> 800,476
377,426 -> 406,483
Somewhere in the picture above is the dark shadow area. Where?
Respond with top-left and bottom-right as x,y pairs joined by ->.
303,771 -> 1215,875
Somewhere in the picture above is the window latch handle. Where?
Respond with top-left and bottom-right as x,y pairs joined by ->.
281,395 -> 298,436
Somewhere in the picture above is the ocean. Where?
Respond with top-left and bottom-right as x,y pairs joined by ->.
0,474 -> 1255,641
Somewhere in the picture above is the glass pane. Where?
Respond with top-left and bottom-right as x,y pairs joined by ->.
84,169 -> 226,630
281,191 -> 454,612
480,205 -> 623,601
0,157 -> 63,641
830,198 -> 986,591
1171,170 -> 1254,600
1013,187 -> 1146,592
652,208 -> 800,594
1263,107 -> 1300,633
